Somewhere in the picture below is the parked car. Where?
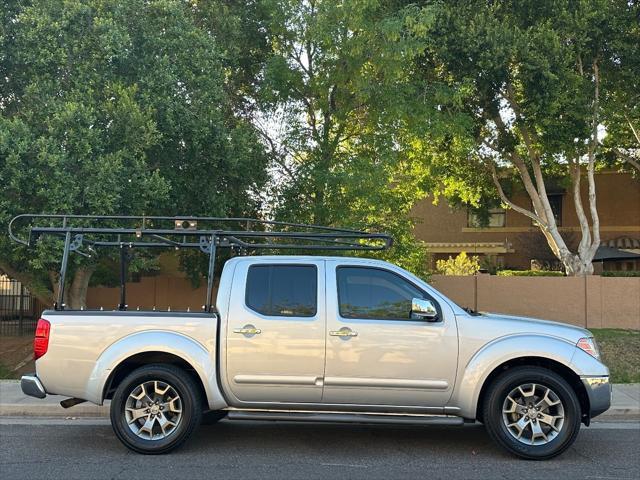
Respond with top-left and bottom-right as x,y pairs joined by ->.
21,254 -> 611,459
12,214 -> 610,459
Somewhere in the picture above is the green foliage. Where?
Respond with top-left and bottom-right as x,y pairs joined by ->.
497,270 -> 565,277
436,252 -> 480,276
600,271 -> 640,278
0,0 -> 269,297
258,0 -> 444,276
400,0 -> 639,272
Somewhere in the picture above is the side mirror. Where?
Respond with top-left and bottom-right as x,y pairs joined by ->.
411,298 -> 439,321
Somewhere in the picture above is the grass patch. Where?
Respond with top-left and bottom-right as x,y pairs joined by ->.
591,329 -> 640,383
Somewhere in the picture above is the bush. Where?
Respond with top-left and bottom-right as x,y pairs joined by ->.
601,271 -> 640,277
436,252 -> 480,276
497,270 -> 565,277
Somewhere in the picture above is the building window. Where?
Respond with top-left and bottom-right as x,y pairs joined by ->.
468,208 -> 506,228
547,194 -> 563,226
532,194 -> 563,226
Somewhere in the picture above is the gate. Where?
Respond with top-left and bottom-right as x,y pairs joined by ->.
0,277 -> 46,336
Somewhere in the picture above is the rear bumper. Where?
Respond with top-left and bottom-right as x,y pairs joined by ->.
581,375 -> 611,419
21,374 -> 46,399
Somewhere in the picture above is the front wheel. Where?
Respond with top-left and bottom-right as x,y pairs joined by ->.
482,366 -> 582,460
110,364 -> 202,454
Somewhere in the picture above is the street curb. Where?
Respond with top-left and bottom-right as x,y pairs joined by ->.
0,404 -> 110,417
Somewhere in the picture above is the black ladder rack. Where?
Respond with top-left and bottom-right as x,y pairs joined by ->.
8,214 -> 393,312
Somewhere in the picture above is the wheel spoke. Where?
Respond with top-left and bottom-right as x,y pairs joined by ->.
126,406 -> 149,423
503,396 -> 519,414
154,381 -> 170,396
137,416 -> 155,438
538,412 -> 562,431
508,416 -> 530,439
163,396 -> 182,413
157,413 -> 176,437
130,383 -> 154,404
536,387 -> 561,410
518,384 -> 536,400
530,420 -> 548,444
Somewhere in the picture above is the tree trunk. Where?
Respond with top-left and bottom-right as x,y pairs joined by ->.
67,266 -> 96,310
48,270 -> 63,306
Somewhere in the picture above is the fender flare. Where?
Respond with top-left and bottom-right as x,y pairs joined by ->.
84,330 -> 227,410
450,334 -> 582,419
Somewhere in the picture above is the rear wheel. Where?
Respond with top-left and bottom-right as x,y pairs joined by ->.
482,366 -> 582,460
110,364 -> 202,454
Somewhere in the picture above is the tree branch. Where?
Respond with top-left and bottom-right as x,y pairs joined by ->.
255,127 -> 297,180
614,148 -> 640,171
569,159 -> 592,255
626,114 -> 640,145
489,163 -> 545,225
586,58 -> 601,259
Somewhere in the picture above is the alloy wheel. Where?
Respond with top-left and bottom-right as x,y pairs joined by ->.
502,383 -> 565,445
125,380 -> 183,440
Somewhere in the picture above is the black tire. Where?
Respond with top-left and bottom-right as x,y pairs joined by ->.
110,364 -> 202,454
482,366 -> 582,460
201,410 -> 227,425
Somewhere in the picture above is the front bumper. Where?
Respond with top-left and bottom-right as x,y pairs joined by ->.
581,375 -> 611,419
21,374 -> 46,399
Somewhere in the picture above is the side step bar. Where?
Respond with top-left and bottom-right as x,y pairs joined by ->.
226,410 -> 464,426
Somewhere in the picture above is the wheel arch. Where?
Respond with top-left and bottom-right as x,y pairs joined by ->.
474,356 -> 590,425
451,334 -> 589,422
84,330 -> 227,410
102,351 -> 208,408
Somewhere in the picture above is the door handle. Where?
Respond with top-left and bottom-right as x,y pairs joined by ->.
329,328 -> 358,337
234,325 -> 262,335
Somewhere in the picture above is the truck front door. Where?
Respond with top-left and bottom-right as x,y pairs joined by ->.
322,261 -> 458,408
224,259 -> 325,404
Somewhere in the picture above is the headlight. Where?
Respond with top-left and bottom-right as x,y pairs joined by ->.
577,337 -> 600,360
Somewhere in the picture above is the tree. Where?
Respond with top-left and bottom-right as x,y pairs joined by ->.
255,0 -> 459,275
0,0 -> 269,306
403,0 -> 638,275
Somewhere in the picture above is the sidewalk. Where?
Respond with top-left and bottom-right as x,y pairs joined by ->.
0,380 -> 638,419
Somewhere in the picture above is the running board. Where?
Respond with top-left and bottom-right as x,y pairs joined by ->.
226,410 -> 464,426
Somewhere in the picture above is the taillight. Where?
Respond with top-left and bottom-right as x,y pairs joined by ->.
34,318 -> 51,360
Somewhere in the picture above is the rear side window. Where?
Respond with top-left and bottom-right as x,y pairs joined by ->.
245,265 -> 317,317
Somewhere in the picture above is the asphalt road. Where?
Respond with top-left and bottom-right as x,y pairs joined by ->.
0,418 -> 638,480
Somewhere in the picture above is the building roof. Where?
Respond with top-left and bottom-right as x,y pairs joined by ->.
594,238 -> 640,261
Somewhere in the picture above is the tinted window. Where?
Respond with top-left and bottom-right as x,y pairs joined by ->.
246,265 -> 317,317
337,267 -> 426,320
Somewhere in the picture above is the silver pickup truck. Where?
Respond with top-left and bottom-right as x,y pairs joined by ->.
12,215 -> 610,460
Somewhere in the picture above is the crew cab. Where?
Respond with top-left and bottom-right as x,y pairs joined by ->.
11,214 -> 610,459
21,255 -> 611,459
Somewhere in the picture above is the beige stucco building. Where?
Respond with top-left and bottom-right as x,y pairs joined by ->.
412,171 -> 640,272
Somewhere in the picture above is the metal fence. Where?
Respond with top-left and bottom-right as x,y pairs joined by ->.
0,278 -> 46,336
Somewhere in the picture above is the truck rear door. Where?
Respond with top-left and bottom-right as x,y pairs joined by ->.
224,259 -> 325,404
